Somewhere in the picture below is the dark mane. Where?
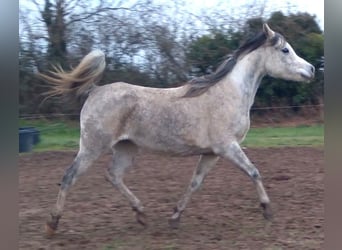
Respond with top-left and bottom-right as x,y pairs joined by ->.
183,32 -> 281,98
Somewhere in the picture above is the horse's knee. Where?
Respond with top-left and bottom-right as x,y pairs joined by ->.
188,171 -> 207,192
190,177 -> 203,190
111,177 -> 121,187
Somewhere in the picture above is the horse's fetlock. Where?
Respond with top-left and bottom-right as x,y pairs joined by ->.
251,168 -> 261,180
132,205 -> 144,213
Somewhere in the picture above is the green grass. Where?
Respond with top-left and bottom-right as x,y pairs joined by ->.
20,119 -> 80,151
242,124 -> 324,147
19,119 -> 324,152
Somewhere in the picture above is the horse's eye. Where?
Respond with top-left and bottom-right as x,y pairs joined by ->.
281,48 -> 289,54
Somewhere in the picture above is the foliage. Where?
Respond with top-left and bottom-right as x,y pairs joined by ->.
187,32 -> 234,76
19,1 -> 324,116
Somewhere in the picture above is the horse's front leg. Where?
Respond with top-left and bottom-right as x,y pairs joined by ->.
169,154 -> 219,228
215,141 -> 272,220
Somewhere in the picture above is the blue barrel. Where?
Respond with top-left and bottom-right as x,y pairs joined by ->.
19,127 -> 40,145
19,129 -> 34,153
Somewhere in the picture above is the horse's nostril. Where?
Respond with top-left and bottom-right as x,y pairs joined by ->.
311,65 -> 315,74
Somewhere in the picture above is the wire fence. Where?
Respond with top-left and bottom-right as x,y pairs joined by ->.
250,104 -> 323,110
19,104 -> 324,136
19,104 -> 324,120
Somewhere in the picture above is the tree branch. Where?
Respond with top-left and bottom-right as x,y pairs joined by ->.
65,7 -> 132,26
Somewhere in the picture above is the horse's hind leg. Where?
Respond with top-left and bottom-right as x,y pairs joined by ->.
45,145 -> 102,236
169,154 -> 219,228
104,141 -> 146,226
216,141 -> 272,220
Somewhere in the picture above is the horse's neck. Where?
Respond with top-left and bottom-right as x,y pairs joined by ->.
225,51 -> 266,111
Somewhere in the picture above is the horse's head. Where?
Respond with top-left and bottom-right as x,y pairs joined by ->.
262,23 -> 315,82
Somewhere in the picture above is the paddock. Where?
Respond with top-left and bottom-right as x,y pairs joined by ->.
19,147 -> 323,249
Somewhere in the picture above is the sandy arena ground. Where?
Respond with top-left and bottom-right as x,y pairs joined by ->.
19,147 -> 323,249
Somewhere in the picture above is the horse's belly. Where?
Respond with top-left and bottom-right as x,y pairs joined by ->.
132,133 -> 212,156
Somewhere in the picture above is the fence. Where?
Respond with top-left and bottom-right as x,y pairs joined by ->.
19,104 -> 324,120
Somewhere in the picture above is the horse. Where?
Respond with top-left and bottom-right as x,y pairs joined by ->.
40,24 -> 315,235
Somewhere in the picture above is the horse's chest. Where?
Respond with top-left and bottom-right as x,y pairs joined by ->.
229,106 -> 251,140
212,114 -> 250,143
234,118 -> 250,142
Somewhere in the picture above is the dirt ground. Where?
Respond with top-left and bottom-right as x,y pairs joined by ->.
19,147 -> 324,250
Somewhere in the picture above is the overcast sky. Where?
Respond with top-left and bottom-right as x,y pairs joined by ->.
20,0 -> 324,30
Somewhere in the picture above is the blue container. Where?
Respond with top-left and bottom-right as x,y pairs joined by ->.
19,127 -> 40,145
19,129 -> 34,153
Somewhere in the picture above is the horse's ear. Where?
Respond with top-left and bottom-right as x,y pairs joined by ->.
263,23 -> 275,38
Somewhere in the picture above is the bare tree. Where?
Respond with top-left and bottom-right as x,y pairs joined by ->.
25,0 -> 153,66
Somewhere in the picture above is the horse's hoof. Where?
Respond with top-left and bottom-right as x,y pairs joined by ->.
45,213 -> 61,237
260,203 -> 273,220
45,222 -> 57,237
168,217 -> 180,229
136,211 -> 147,227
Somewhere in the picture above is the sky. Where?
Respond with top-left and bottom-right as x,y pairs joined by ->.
283,0 -> 324,28
20,0 -> 324,30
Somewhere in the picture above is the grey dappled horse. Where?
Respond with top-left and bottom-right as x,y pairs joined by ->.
41,24 -> 315,235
